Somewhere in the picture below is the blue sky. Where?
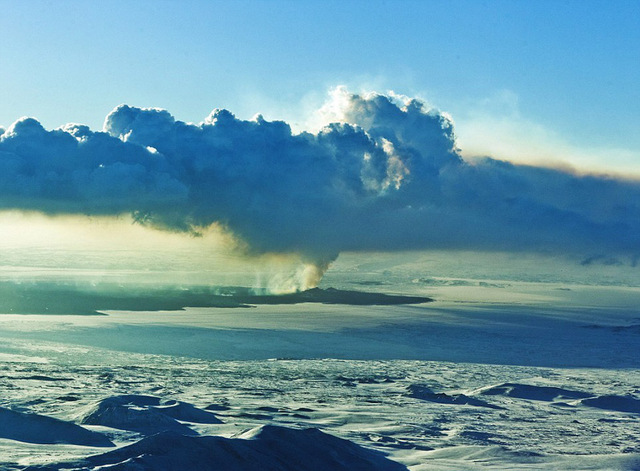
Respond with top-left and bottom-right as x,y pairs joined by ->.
1,0 -> 639,173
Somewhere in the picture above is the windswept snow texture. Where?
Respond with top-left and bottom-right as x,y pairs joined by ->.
25,425 -> 407,471
0,406 -> 113,447
1,259 -> 640,469
1,340 -> 640,470
1,89 -> 640,271
407,385 -> 503,409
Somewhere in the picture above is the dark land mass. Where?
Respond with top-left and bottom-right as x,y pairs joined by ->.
237,287 -> 432,306
0,283 -> 432,315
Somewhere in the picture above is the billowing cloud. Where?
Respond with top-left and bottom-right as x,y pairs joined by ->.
1,88 -> 638,288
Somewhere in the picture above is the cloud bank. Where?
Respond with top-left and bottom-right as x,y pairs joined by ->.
1,88 -> 638,288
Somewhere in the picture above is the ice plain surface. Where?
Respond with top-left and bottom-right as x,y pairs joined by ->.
0,250 -> 639,470
1,350 -> 640,470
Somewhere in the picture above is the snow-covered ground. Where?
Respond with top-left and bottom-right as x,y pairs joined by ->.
1,251 -> 639,470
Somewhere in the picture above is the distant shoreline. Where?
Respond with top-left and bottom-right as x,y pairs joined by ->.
0,283 -> 432,315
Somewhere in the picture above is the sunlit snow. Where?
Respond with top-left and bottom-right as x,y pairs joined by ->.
0,251 -> 639,470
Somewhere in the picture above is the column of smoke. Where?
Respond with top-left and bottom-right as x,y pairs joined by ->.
0,87 -> 638,295
252,256 -> 332,294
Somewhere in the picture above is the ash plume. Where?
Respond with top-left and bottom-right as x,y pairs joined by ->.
1,88 -> 639,289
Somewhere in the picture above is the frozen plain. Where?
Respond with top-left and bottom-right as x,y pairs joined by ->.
0,251 -> 639,470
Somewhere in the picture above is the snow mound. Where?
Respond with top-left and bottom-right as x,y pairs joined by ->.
24,425 -> 407,471
79,394 -> 221,435
0,406 -> 113,447
476,383 -> 592,401
408,384 -> 503,409
581,395 -> 640,413
234,425 -> 407,469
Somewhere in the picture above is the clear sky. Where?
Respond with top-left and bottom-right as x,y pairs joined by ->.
1,0 -> 639,173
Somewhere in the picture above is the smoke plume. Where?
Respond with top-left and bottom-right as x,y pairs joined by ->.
1,88 -> 639,290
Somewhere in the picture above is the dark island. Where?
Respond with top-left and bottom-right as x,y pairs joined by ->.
0,283 -> 432,315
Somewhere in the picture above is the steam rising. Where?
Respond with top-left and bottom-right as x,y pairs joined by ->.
1,88 -> 639,291
253,258 -> 332,294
